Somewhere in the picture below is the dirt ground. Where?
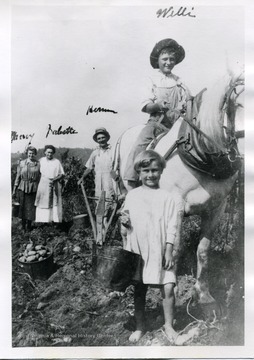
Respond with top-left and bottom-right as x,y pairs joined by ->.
12,202 -> 244,347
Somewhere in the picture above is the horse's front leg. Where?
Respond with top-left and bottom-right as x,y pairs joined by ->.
195,236 -> 215,304
194,202 -> 226,316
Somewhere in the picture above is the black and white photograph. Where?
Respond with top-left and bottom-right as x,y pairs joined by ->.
1,0 -> 254,358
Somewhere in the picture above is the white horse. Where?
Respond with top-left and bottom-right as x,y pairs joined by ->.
113,73 -> 244,311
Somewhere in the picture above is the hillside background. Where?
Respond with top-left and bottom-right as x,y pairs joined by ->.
11,147 -> 92,166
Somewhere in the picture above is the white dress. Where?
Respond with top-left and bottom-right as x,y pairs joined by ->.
123,186 -> 178,285
35,157 -> 65,223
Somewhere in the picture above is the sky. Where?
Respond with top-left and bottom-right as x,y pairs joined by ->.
11,4 -> 244,153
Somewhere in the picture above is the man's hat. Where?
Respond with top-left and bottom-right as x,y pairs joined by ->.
93,127 -> 110,142
150,38 -> 185,69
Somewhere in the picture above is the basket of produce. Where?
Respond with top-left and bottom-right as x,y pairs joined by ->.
17,243 -> 54,280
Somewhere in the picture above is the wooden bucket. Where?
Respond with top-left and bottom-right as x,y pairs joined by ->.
92,245 -> 143,292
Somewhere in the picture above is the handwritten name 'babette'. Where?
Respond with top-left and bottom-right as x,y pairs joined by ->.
46,124 -> 78,138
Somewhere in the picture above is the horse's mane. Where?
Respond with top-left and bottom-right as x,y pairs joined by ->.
197,74 -> 232,153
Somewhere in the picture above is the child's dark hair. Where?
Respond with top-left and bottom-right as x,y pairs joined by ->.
134,150 -> 166,173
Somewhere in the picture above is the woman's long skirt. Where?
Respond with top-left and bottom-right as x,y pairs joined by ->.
17,190 -> 36,221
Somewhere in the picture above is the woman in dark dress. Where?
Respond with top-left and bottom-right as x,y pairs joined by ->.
12,146 -> 40,231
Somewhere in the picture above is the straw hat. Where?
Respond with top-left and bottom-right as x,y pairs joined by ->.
93,127 -> 110,142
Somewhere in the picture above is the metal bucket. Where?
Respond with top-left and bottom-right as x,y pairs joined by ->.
92,246 -> 143,292
17,251 -> 54,280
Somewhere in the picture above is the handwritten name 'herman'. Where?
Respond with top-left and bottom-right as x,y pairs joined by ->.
46,124 -> 78,138
156,6 -> 196,18
86,105 -> 118,115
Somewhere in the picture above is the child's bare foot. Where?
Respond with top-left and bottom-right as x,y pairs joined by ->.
164,324 -> 178,343
129,330 -> 144,343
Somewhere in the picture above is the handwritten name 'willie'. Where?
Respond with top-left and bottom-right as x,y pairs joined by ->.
46,124 -> 78,138
86,105 -> 118,115
157,6 -> 196,18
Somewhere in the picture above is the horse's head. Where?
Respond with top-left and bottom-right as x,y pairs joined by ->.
221,74 -> 244,141
197,73 -> 244,159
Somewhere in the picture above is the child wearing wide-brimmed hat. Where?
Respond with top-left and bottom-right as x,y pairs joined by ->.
124,38 -> 191,189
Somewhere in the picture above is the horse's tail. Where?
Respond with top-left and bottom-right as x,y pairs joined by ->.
111,125 -> 145,194
112,133 -> 123,175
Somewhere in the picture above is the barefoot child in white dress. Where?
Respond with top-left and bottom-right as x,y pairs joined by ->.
121,150 -> 178,343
